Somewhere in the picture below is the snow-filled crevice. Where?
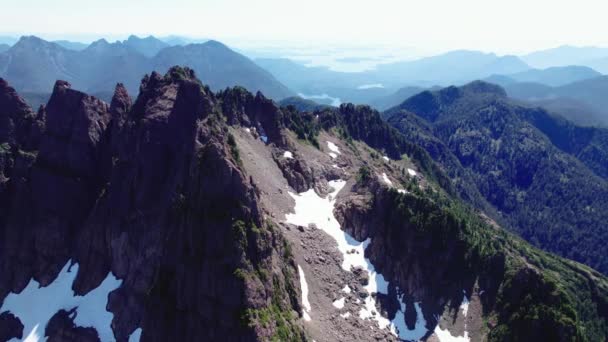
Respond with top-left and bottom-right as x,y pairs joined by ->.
381,173 -> 393,186
129,328 -> 143,342
434,291 -> 470,342
298,265 -> 312,321
1,261 -> 122,342
332,297 -> 346,309
326,141 -> 341,154
286,180 -> 428,340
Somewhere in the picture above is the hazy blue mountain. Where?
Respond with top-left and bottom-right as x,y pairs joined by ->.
587,57 -> 608,74
254,58 -> 401,105
522,45 -> 608,69
497,76 -> 608,126
52,40 -> 89,51
501,65 -> 601,86
0,44 -> 10,53
73,38 -> 151,92
0,36 -> 79,92
159,35 -> 209,46
372,50 -> 530,86
368,85 -> 431,110
255,58 -> 374,90
153,40 -> 292,99
257,51 -> 530,109
122,35 -> 169,57
0,36 -> 292,99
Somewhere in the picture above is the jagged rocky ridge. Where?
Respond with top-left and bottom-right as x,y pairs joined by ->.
0,68 -> 607,341
0,68 -> 304,341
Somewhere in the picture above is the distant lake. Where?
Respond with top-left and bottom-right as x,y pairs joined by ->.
297,93 -> 341,107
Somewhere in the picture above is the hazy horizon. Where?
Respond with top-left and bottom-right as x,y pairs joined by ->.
2,0 -> 608,56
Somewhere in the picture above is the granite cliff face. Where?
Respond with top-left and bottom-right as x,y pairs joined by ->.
0,68 -> 304,341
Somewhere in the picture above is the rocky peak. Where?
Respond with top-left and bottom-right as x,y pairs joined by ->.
12,35 -> 50,49
218,86 -> 287,146
0,78 -> 34,145
131,66 -> 214,125
45,80 -> 110,150
0,69 -> 304,341
110,83 -> 132,118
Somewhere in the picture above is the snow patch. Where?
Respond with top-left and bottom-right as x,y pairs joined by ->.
23,324 -> 40,342
434,327 -> 469,342
358,83 -> 385,90
260,135 -> 268,143
129,328 -> 143,342
284,151 -> 294,159
297,265 -> 312,321
381,173 -> 393,186
383,156 -> 390,162
332,297 -> 346,309
286,180 -> 367,271
328,152 -> 338,159
342,285 -> 352,294
397,189 -> 408,194
460,291 -> 470,316
407,168 -> 417,176
244,127 -> 251,133
433,291 -> 471,342
327,141 -> 341,154
389,299 -> 428,341
1,262 -> 122,342
286,180 -> 429,339
340,312 -> 351,319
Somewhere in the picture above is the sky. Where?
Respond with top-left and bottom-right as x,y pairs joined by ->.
1,0 -> 608,55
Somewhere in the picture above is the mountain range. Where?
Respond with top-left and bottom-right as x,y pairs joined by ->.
488,75 -> 608,127
256,51 -> 531,105
384,81 -> 608,275
367,66 -> 608,127
1,32 -> 608,341
522,45 -> 608,71
0,68 -> 607,341
489,65 -> 602,87
0,36 -> 292,99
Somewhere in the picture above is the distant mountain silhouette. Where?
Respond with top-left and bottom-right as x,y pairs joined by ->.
0,36 -> 292,99
257,51 -> 529,106
495,65 -> 601,87
587,57 -> 608,74
490,76 -> 608,126
372,50 -> 530,86
0,36 -> 80,92
154,40 -> 292,99
522,45 -> 608,69
122,35 -> 169,57
0,44 -> 9,53
52,40 -> 89,51
369,85 -> 432,110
